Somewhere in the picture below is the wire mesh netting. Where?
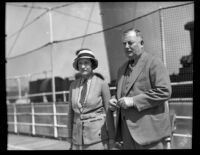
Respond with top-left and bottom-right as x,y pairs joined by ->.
162,4 -> 194,74
6,2 -> 193,99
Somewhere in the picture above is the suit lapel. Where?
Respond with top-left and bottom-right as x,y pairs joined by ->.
124,52 -> 147,96
117,62 -> 128,99
74,79 -> 83,110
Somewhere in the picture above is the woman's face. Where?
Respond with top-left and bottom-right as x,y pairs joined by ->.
78,58 -> 93,77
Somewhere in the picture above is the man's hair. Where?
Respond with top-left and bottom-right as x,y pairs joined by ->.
123,28 -> 144,45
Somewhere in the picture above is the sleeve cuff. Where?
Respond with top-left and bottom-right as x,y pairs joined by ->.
132,97 -> 137,108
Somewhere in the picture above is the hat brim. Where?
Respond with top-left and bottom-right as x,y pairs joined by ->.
73,57 -> 98,71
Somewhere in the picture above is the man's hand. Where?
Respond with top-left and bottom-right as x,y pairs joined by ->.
117,97 -> 134,109
109,96 -> 119,111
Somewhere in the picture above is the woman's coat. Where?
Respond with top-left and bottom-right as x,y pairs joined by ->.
68,74 -> 115,145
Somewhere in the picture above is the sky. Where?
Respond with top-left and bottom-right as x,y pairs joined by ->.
6,2 -> 193,90
6,2 -> 111,83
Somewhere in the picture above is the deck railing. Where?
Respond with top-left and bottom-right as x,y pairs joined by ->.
7,81 -> 193,149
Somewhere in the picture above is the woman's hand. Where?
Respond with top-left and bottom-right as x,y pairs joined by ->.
109,96 -> 119,111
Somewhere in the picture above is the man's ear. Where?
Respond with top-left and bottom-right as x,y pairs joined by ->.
141,40 -> 144,45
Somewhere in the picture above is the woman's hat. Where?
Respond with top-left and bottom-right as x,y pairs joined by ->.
73,49 -> 98,70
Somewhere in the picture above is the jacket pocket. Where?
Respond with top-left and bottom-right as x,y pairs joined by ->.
83,116 -> 108,145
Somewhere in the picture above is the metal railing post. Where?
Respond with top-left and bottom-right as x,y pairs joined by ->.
159,7 -> 167,67
48,8 -> 58,138
159,8 -> 173,149
16,77 -> 22,99
13,103 -> 17,133
63,91 -> 66,102
31,102 -> 36,135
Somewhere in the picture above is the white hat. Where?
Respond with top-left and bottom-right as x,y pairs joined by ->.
73,49 -> 98,70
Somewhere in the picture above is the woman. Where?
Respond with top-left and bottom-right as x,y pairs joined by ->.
67,48 -> 115,150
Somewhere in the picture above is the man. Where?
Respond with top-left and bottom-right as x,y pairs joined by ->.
109,28 -> 172,149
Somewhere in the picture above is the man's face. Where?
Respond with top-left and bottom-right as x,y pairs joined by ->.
122,31 -> 143,59
78,58 -> 93,77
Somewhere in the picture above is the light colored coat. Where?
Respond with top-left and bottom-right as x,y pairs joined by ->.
68,74 -> 115,145
115,51 -> 172,145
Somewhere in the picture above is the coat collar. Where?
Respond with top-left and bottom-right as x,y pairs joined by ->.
117,62 -> 127,99
73,78 -> 82,111
117,52 -> 148,98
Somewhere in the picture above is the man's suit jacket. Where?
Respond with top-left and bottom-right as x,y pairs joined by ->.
115,51 -> 172,145
68,74 -> 115,145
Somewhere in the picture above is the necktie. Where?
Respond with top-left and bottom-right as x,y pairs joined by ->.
125,59 -> 134,76
128,59 -> 135,68
79,79 -> 88,105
